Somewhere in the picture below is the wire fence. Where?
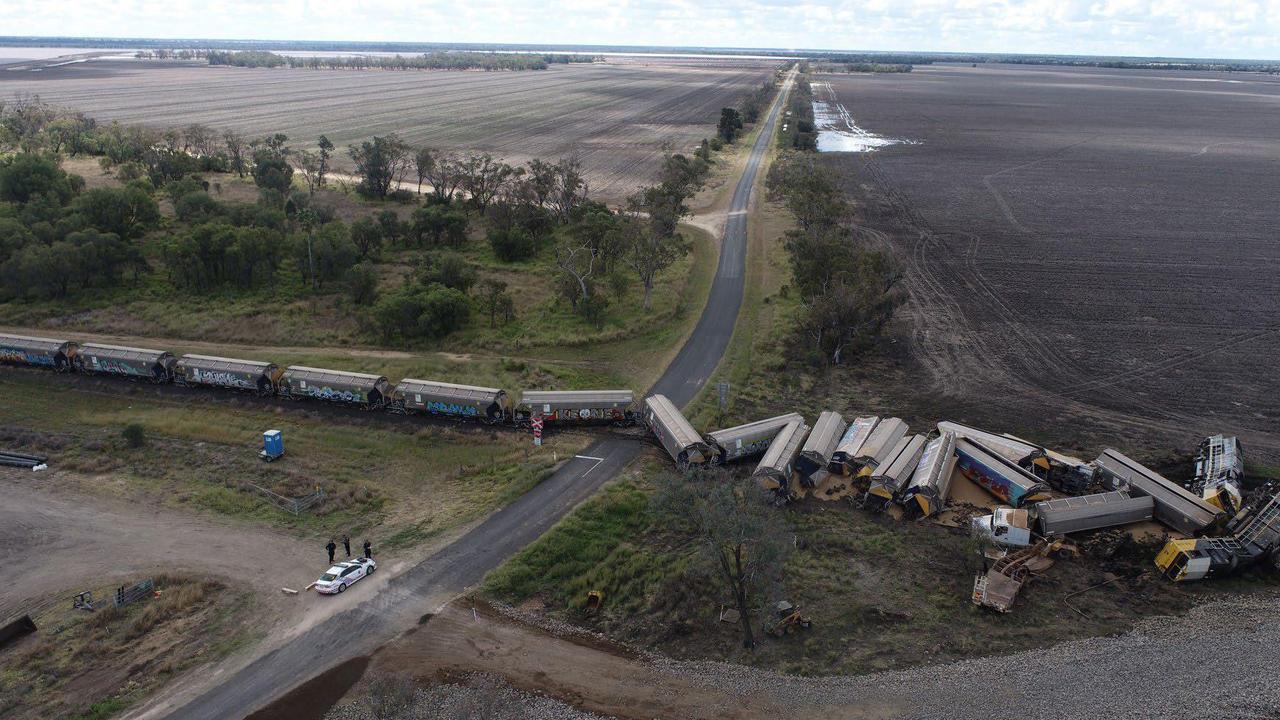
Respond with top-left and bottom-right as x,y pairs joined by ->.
247,483 -> 326,515
111,578 -> 155,609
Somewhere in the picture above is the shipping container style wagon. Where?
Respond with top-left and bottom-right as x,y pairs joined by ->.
903,431 -> 958,517
794,410 -> 846,485
753,418 -> 810,496
1031,491 -> 1153,536
174,354 -> 282,394
1093,449 -> 1223,536
76,343 -> 176,382
0,333 -> 78,371
867,434 -> 928,503
829,416 -> 879,473
954,437 -> 1052,508
515,390 -> 635,426
280,366 -> 391,408
392,378 -> 509,421
644,394 -> 712,468
705,412 -> 804,464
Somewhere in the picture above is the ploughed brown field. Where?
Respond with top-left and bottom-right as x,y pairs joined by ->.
0,57 -> 778,200
818,64 -> 1280,462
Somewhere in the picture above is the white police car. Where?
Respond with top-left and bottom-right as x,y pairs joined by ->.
314,556 -> 376,594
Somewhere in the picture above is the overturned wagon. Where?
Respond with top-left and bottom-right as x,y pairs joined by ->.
753,418 -> 810,496
516,390 -> 634,425
1032,491 -> 1153,536
644,394 -> 712,468
76,343 -> 175,382
280,366 -> 391,408
867,434 -> 928,503
706,412 -> 804,464
393,379 -> 509,421
1094,449 -> 1223,535
0,333 -> 78,371
795,411 -> 846,486
954,437 -> 1051,508
174,354 -> 281,394
903,431 -> 958,517
829,416 -> 880,473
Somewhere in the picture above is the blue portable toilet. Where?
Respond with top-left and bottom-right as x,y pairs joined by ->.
261,429 -> 284,462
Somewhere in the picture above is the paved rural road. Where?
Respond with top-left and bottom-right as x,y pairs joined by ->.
152,69 -> 794,720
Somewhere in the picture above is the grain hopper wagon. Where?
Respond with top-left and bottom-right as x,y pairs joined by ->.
392,378 -> 509,421
867,434 -> 927,504
280,366 -> 391,408
940,421 -> 1093,493
705,412 -> 803,464
0,333 -> 78,371
76,343 -> 176,382
794,411 -> 846,485
752,418 -> 810,496
847,417 -> 908,474
1093,449 -> 1223,535
954,437 -> 1052,508
829,416 -> 879,473
644,394 -> 712,468
174,354 -> 282,394
1031,491 -> 1153,536
515,390 -> 634,425
902,431 -> 957,517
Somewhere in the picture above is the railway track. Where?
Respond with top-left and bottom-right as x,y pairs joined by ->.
142,67 -> 798,720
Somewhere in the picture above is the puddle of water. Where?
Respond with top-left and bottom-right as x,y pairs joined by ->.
811,81 -> 915,153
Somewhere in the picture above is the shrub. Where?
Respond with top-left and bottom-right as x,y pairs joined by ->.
488,227 -> 538,262
122,423 -> 146,448
347,262 -> 379,305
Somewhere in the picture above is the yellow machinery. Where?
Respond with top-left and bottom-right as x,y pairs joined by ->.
1156,485 -> 1280,582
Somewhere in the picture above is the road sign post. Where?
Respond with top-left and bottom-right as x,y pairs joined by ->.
531,416 -> 544,447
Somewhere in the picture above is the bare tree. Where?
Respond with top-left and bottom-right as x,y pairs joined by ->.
554,238 -> 598,311
652,468 -> 794,650
182,123 -> 216,157
296,150 -> 323,196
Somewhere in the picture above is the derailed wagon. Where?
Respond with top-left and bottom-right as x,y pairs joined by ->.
515,390 -> 634,426
845,417 -> 908,475
794,411 -> 845,486
903,431 -> 958,517
940,421 -> 1093,493
1094,449 -> 1223,535
644,394 -> 712,468
281,366 -> 391,408
174,354 -> 281,394
867,434 -> 927,504
829,416 -> 879,473
1032,491 -> 1153,536
705,412 -> 804,464
954,437 -> 1052,508
0,333 -> 78,371
753,418 -> 810,496
393,379 -> 509,421
76,343 -> 176,382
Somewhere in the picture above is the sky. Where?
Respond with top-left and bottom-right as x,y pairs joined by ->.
3,0 -> 1279,60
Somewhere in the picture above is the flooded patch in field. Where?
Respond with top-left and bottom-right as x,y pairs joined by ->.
811,81 -> 915,153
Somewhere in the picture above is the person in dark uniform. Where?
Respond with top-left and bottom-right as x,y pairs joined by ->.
363,540 -> 372,559
326,538 -> 337,564
342,534 -> 351,558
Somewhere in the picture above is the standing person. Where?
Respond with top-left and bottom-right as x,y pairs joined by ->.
342,534 -> 351,558
325,538 -> 336,565
363,540 -> 372,560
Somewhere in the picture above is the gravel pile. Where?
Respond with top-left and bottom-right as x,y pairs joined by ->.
326,672 -> 613,720
656,591 -> 1280,719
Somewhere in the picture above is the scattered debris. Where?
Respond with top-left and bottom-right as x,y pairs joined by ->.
1155,482 -> 1280,582
0,449 -> 48,469
767,600 -> 811,637
281,587 -> 299,595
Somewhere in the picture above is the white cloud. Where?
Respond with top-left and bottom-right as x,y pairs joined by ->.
2,0 -> 1278,59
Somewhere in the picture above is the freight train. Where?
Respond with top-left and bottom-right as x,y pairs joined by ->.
0,333 -> 638,428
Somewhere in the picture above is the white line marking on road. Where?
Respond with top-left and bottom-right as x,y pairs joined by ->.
575,455 -> 606,476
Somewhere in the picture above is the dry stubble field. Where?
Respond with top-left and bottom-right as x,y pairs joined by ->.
816,64 -> 1280,462
0,57 -> 778,201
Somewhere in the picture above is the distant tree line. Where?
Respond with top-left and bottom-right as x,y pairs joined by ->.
765,152 -> 901,365
200,50 -> 596,71
814,62 -> 912,74
780,72 -> 817,152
